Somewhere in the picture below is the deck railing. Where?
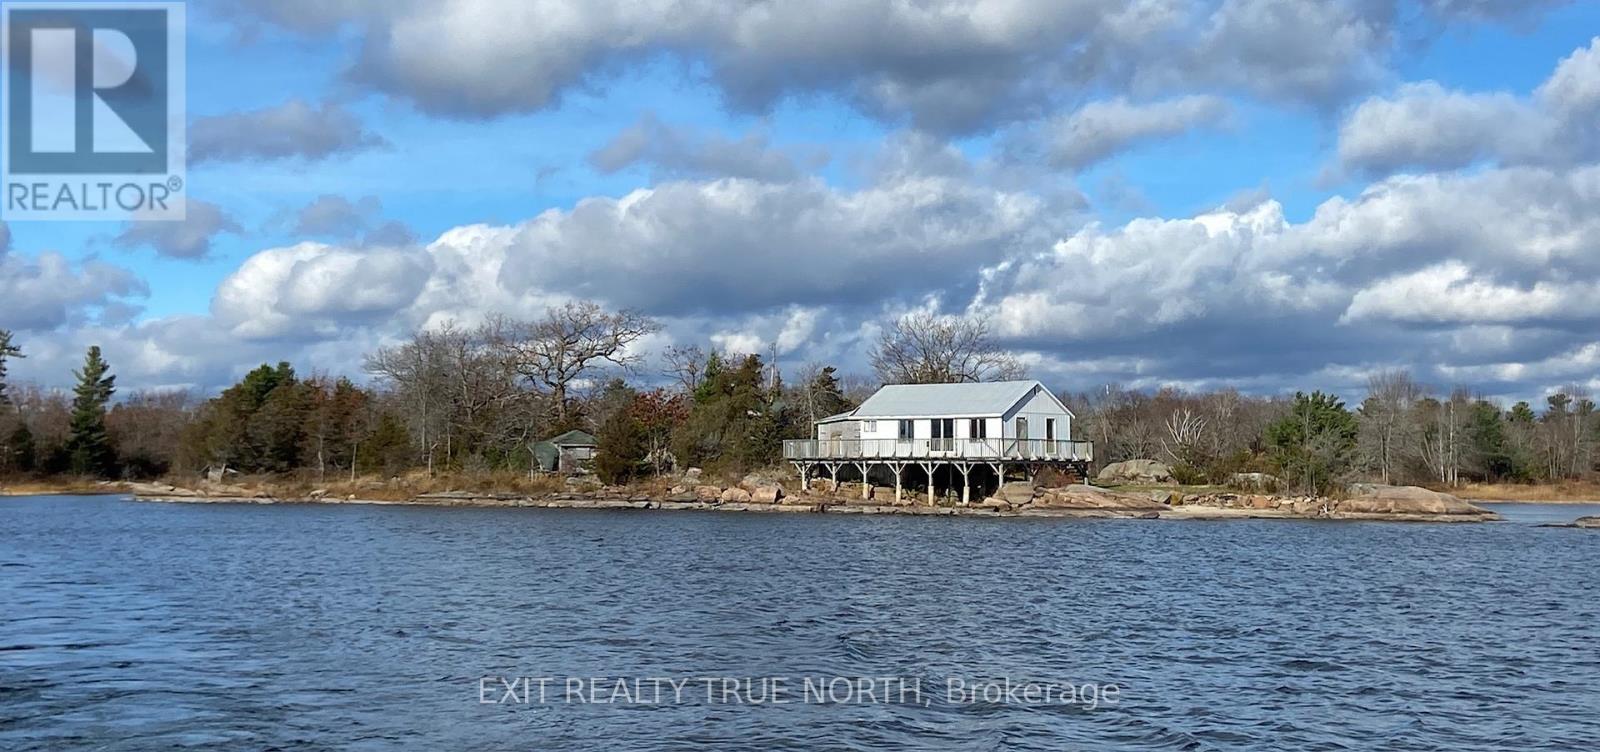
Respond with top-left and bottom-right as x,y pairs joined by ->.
783,438 -> 1093,462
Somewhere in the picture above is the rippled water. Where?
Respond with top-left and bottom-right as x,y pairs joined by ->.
2,495 -> 1598,750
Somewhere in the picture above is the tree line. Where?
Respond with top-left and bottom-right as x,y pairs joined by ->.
1072,370 -> 1598,493
1,310 -> 1596,493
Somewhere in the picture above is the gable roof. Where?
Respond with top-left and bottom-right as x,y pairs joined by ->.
847,380 -> 1072,419
543,429 -> 597,446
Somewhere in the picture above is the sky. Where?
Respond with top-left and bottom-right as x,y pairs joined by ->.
4,0 -> 1600,405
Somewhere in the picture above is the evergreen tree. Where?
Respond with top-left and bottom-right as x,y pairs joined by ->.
0,329 -> 21,407
358,412 -> 413,477
809,366 -> 851,418
66,346 -> 116,477
1266,391 -> 1357,494
674,353 -> 780,471
1466,400 -> 1517,481
3,422 -> 35,474
594,405 -> 647,484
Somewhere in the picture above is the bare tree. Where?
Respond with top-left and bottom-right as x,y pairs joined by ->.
662,344 -> 707,394
1162,408 -> 1208,468
869,312 -> 1024,385
366,328 -> 451,473
492,302 -> 660,428
1358,370 -> 1423,484
1414,388 -> 1472,487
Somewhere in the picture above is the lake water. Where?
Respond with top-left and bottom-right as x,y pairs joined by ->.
2,495 -> 1598,750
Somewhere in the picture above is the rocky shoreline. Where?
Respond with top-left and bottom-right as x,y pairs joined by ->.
125,478 -> 1504,523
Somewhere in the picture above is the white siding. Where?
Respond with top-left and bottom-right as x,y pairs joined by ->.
1001,385 -> 1072,440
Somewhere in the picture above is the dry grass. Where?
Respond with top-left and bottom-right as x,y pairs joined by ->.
218,470 -> 572,501
0,478 -> 125,496
1450,482 -> 1600,503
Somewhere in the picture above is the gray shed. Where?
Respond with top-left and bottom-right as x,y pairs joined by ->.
533,430 -> 598,473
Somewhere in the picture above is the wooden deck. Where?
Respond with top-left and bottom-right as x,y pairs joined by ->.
783,438 -> 1093,462
782,438 -> 1094,506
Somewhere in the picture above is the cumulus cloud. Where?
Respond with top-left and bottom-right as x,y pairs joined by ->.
492,175 -> 1051,316
1343,262 -> 1600,326
0,252 -> 147,331
273,195 -> 418,248
969,162 -> 1600,393
1034,96 -> 1231,170
291,195 -> 382,238
113,200 -> 242,259
589,114 -> 822,181
217,0 -> 1562,133
190,99 -> 388,164
212,242 -> 434,340
1336,37 -> 1600,175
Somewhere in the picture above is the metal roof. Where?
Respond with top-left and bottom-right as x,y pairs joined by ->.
849,380 -> 1056,418
816,410 -> 857,424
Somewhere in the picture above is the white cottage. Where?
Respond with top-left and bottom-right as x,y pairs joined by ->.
783,380 -> 1092,504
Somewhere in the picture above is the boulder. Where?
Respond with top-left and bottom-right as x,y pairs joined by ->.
1292,497 -> 1326,516
1034,484 -> 1166,511
751,485 -> 784,504
739,469 -> 789,491
1341,484 -> 1497,517
694,485 -> 723,501
670,485 -> 688,496
720,487 -> 752,503
683,467 -> 703,481
809,479 -> 837,494
1096,459 -> 1175,485
979,496 -> 1014,511
996,481 -> 1037,506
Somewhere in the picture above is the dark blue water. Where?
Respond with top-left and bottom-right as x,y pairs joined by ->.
2,495 -> 1597,750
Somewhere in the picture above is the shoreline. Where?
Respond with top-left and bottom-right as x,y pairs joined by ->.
122,488 -> 1501,524
16,478 -> 1595,524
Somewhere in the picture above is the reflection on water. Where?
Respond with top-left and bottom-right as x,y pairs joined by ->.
2,495 -> 1598,750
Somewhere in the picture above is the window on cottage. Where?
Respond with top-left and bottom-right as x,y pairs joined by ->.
969,418 -> 987,439
1046,418 -> 1057,441
863,420 -> 877,432
898,420 -> 913,440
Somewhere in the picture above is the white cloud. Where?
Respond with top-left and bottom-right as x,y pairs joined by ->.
113,200 -> 242,260
0,252 -> 147,331
218,0 -> 1565,133
1342,262 -> 1600,325
212,242 -> 433,340
1335,37 -> 1600,175
1038,96 -> 1231,170
190,99 -> 388,164
588,114 -> 823,181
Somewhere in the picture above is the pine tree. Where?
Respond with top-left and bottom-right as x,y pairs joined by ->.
66,346 -> 116,477
0,329 -> 21,407
7,422 -> 35,474
594,405 -> 647,484
1266,391 -> 1357,494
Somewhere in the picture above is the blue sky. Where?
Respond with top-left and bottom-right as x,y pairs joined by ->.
5,0 -> 1600,405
